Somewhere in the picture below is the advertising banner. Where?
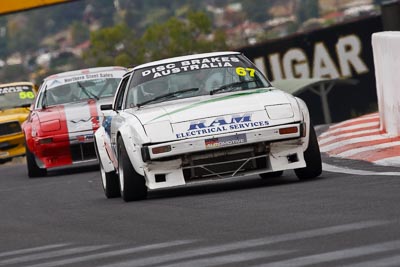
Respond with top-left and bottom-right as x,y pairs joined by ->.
241,16 -> 383,124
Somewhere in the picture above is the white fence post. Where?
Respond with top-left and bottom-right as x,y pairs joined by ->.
372,31 -> 400,136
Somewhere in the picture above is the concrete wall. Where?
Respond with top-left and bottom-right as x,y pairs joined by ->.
372,31 -> 400,136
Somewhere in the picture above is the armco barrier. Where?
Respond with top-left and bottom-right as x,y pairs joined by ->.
372,31 -> 400,136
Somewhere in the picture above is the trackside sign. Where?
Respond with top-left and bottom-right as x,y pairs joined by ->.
240,16 -> 383,124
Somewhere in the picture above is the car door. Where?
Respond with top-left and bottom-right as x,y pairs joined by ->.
110,75 -> 131,157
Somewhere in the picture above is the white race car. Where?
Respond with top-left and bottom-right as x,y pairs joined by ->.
95,52 -> 322,201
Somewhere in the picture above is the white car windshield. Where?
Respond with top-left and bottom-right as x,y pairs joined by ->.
126,54 -> 271,107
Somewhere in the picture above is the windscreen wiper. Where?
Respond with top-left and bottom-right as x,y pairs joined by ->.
137,87 -> 199,107
77,82 -> 99,100
209,80 -> 255,95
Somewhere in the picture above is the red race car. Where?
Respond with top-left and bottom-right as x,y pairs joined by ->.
23,66 -> 127,177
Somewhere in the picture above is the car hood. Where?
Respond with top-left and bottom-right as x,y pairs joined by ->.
37,98 -> 112,133
0,107 -> 30,124
129,88 -> 300,142
134,89 -> 290,124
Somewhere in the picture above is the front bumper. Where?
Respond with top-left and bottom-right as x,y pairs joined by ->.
143,123 -> 304,160
32,131 -> 97,169
141,123 -> 307,189
0,132 -> 25,161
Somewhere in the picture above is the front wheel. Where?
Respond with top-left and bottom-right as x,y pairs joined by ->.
25,143 -> 47,178
294,125 -> 322,180
118,137 -> 147,202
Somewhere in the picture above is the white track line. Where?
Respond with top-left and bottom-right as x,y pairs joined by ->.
251,240 -> 400,267
95,221 -> 388,267
24,240 -> 195,267
157,251 -> 291,267
0,245 -> 111,265
0,244 -> 70,258
323,163 -> 400,176
341,254 -> 400,267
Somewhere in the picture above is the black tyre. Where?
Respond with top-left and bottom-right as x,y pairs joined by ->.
118,137 -> 147,201
100,162 -> 120,198
294,125 -> 322,180
260,170 -> 284,179
25,144 -> 47,178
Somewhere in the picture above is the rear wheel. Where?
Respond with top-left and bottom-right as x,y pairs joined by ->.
260,170 -> 284,179
294,125 -> 322,180
25,143 -> 47,178
100,162 -> 120,198
118,137 -> 147,201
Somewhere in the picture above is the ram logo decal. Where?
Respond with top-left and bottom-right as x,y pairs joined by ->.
188,113 -> 252,130
175,112 -> 269,139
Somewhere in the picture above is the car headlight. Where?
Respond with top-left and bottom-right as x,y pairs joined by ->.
265,104 -> 294,119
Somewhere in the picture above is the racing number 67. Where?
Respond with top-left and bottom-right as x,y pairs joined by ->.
236,67 -> 255,77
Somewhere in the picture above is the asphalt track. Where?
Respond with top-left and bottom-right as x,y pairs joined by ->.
1,125 -> 400,266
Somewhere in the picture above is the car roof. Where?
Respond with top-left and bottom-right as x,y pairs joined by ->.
130,51 -> 241,72
44,66 -> 127,81
0,81 -> 35,87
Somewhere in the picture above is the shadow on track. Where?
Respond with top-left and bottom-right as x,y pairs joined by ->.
146,172 -> 325,201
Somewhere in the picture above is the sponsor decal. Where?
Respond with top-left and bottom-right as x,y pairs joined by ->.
141,56 -> 240,79
205,133 -> 247,149
77,134 -> 94,143
64,73 -> 115,83
253,34 -> 368,81
176,112 -> 269,139
64,76 -> 85,83
103,116 -> 112,136
0,85 -> 32,95
84,73 -> 114,79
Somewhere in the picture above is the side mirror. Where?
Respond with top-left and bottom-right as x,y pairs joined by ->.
100,104 -> 113,111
